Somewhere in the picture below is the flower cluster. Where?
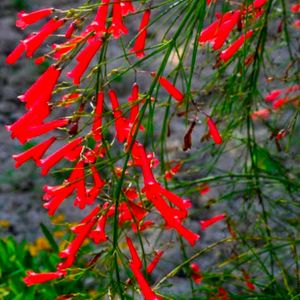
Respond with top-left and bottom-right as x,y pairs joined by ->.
199,0 -> 267,62
6,0 -> 270,298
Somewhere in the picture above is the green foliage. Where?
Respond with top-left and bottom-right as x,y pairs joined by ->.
0,236 -> 94,300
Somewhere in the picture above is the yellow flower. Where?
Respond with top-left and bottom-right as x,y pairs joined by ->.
0,220 -> 10,228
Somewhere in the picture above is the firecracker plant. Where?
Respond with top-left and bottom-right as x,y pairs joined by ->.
5,0 -> 300,299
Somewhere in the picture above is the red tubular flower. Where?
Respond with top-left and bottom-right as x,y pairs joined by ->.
286,84 -> 300,93
293,20 -> 300,29
13,137 -> 56,168
198,183 -> 210,196
242,270 -> 255,290
21,118 -> 68,144
291,4 -> 300,13
146,251 -> 164,274
89,215 -> 108,244
127,237 -> 161,300
6,43 -> 26,64
23,18 -> 65,58
23,270 -> 66,286
9,117 -> 67,144
207,117 -> 222,145
121,0 -> 136,15
124,187 -> 138,201
108,0 -> 129,38
251,108 -> 270,120
6,104 -> 50,142
86,166 -> 105,205
43,184 -> 77,216
89,203 -> 114,244
190,262 -> 203,284
16,8 -> 54,30
19,65 -> 61,109
265,89 -> 282,102
68,38 -> 102,85
211,287 -> 230,300
58,216 -> 98,269
272,98 -> 285,110
92,92 -> 104,142
126,237 -> 142,269
66,160 -> 89,209
199,12 -> 234,44
93,0 -> 110,33
129,262 -> 161,300
65,22 -> 76,39
143,185 -> 199,246
131,9 -> 151,58
151,73 -> 184,102
72,206 -> 101,234
212,10 -> 240,50
39,137 -> 83,176
131,142 -> 156,185
109,89 -> 132,142
253,0 -> 267,9
220,30 -> 253,62
118,201 -> 147,225
129,83 -> 139,123
200,214 -> 226,231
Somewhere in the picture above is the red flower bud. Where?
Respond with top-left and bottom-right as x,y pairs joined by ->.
151,72 -> 184,102
190,262 -> 203,284
200,214 -> 225,231
164,162 -> 182,181
242,270 -> 255,290
147,251 -> 164,274
207,117 -> 222,144
109,89 -> 132,142
92,92 -> 104,142
131,9 -> 151,58
65,22 -> 76,39
128,83 -> 139,123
